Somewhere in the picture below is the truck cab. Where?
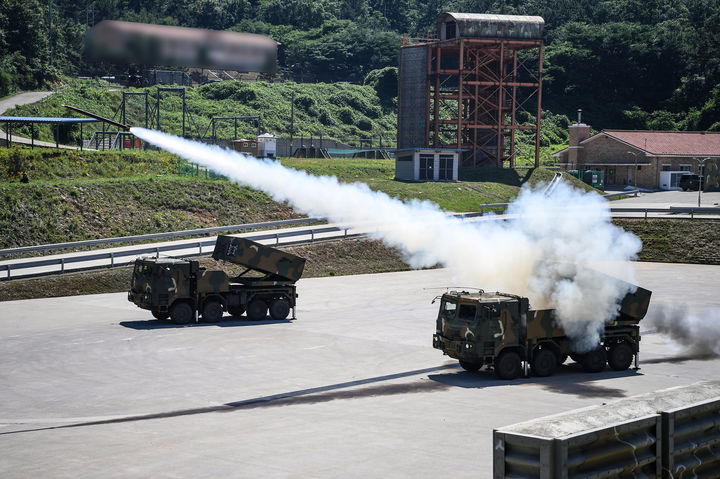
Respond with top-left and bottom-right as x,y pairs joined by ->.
128,258 -> 199,320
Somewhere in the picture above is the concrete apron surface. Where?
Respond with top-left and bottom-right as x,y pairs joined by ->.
0,262 -> 719,478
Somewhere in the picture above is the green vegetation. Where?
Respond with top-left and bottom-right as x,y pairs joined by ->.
3,0 -> 719,132
5,80 -> 396,144
0,146 -> 588,249
614,218 -> 720,265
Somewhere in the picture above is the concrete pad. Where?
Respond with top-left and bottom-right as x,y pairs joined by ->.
1,262 -> 719,478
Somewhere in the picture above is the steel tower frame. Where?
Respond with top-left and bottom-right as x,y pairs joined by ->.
425,37 -> 543,167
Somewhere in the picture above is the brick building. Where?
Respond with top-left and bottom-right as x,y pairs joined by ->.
553,124 -> 720,190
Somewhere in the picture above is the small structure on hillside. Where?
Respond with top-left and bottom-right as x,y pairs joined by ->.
233,138 -> 259,157
394,148 -> 460,182
257,133 -> 277,158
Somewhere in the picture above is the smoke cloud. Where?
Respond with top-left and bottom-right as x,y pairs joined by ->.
646,306 -> 720,357
131,128 -> 642,352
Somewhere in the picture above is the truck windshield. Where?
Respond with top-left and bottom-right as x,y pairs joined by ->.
134,263 -> 152,277
441,300 -> 457,318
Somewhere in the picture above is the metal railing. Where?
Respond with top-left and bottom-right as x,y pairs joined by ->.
0,218 -> 322,257
0,212 -> 486,280
0,224 -> 352,280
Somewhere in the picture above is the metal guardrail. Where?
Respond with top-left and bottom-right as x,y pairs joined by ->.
603,189 -> 640,199
0,212 -> 486,280
0,225 -> 353,280
0,217 -> 323,257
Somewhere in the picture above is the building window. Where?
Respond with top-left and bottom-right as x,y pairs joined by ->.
446,21 -> 457,39
438,154 -> 453,180
661,164 -> 672,171
243,142 -> 248,147
419,154 -> 434,180
679,164 -> 691,171
397,154 -> 412,162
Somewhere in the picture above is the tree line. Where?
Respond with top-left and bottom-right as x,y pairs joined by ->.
1,0 -> 718,131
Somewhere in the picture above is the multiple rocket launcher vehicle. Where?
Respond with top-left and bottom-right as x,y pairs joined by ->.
129,237 -> 652,379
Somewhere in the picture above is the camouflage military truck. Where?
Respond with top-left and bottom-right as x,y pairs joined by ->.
432,281 -> 651,380
128,236 -> 305,324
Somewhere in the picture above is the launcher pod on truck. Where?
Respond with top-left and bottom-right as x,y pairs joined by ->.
128,236 -> 305,324
432,282 -> 651,379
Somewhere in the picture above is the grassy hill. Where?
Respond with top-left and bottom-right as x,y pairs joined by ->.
0,146 -> 583,249
5,79 -> 396,146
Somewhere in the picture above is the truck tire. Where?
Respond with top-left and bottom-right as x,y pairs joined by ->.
531,348 -> 556,377
229,306 -> 245,318
269,298 -> 290,321
151,310 -> 169,321
581,348 -> 607,373
170,302 -> 193,325
246,299 -> 268,321
495,351 -> 522,380
608,342 -> 634,371
459,360 -> 482,372
202,300 -> 223,323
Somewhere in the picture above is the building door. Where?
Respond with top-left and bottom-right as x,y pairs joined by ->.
419,154 -> 434,181
627,167 -> 633,185
607,167 -> 616,184
438,155 -> 453,180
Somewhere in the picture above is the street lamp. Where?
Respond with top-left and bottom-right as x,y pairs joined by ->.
626,151 -> 638,187
696,157 -> 710,207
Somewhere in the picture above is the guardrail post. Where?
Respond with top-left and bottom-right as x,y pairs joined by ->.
275,233 -> 279,245
645,209 -> 648,220
198,242 -> 202,255
691,209 -> 695,219
311,230 -> 315,242
5,264 -> 9,280
155,247 -> 160,258
344,228 -> 348,237
60,258 -> 65,273
110,252 -> 114,267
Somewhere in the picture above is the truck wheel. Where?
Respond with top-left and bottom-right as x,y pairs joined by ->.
246,299 -> 268,321
608,342 -> 634,371
459,360 -> 482,372
269,298 -> 290,321
531,349 -> 556,377
581,348 -> 607,373
202,300 -> 223,323
229,306 -> 245,318
170,302 -> 193,325
151,310 -> 169,321
495,351 -> 522,380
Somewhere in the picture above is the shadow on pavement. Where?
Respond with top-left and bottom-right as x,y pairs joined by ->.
429,362 -> 639,399
119,316 -> 292,329
1,363 -> 460,436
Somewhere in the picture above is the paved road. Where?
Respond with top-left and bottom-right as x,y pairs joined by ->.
1,263 -> 719,478
611,189 -> 720,208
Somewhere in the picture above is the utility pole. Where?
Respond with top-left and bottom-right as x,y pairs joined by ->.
48,0 -> 53,68
290,91 -> 295,157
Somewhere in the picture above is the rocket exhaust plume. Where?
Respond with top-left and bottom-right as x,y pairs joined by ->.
132,128 -> 642,352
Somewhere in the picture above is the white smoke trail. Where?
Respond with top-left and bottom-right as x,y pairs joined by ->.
646,306 -> 720,356
132,127 -> 642,352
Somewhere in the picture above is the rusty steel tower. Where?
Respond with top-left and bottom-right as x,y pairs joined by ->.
398,13 -> 544,168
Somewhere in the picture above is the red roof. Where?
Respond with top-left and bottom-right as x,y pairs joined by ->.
601,130 -> 720,156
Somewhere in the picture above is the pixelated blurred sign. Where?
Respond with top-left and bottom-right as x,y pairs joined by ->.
87,20 -> 278,73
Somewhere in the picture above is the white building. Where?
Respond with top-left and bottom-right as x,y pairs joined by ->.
394,148 -> 460,181
257,133 -> 277,158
